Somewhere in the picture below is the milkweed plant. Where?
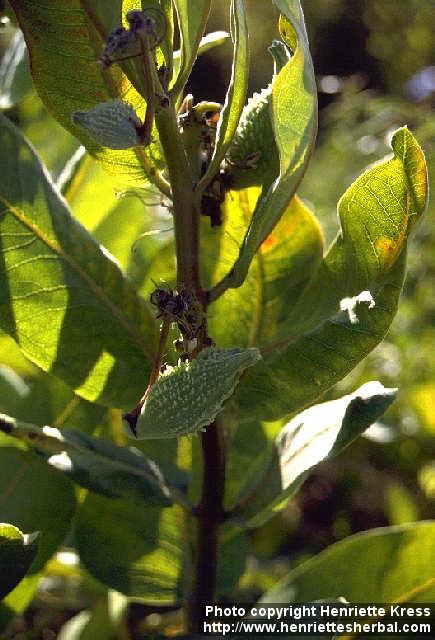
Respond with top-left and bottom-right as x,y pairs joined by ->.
0,0 -> 432,636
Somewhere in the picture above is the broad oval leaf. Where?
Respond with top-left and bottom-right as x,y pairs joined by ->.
0,447 -> 76,573
0,523 -> 39,599
0,114 -> 158,409
220,0 -> 317,289
224,417 -> 282,513
283,127 -> 428,337
262,521 -> 435,603
10,373 -> 107,436
134,347 -> 261,438
231,382 -> 397,528
0,413 -> 187,507
60,152 -> 159,276
9,0 -> 165,189
236,127 -> 428,421
76,494 -> 183,603
208,193 -> 324,348
0,364 -> 29,417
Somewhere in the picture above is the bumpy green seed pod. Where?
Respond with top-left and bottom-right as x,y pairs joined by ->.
134,347 -> 261,439
72,100 -> 143,149
225,40 -> 291,190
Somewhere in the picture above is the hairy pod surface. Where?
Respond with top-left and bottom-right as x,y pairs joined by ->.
225,85 -> 279,190
134,347 -> 261,438
72,100 -> 143,149
224,40 -> 290,191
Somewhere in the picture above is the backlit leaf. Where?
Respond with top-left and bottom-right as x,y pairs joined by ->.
262,521 -> 435,603
0,114 -> 157,409
235,128 -> 428,420
208,193 -> 324,348
221,0 -> 317,288
232,382 -> 396,528
9,0 -> 165,189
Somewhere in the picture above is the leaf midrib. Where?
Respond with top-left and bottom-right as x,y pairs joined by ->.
0,195 -> 154,361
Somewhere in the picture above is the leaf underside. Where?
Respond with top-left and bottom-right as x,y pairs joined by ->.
234,127 -> 428,421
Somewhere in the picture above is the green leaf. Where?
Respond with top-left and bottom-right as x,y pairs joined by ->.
19,90 -> 79,180
232,382 -> 396,528
236,127 -> 428,420
0,365 -> 29,419
61,152 -> 168,276
9,0 -> 165,189
198,0 -> 249,189
209,193 -> 324,348
282,127 -> 428,338
0,114 -> 158,409
133,347 -> 261,439
62,153 -> 119,227
0,332 -> 37,378
223,0 -> 317,288
262,521 -> 435,603
172,0 -> 212,97
0,30 -> 32,110
76,495 -> 183,603
0,339 -> 107,440
218,526 -> 249,597
0,523 -> 39,599
0,447 -> 76,572
11,374 -> 107,436
224,418 -> 282,512
0,414 -> 187,507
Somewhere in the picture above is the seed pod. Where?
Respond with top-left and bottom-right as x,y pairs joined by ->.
225,40 -> 291,191
72,100 -> 143,149
133,347 -> 261,439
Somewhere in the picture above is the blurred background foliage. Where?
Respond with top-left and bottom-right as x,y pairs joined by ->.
0,0 -> 434,637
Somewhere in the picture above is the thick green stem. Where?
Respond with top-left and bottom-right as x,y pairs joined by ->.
155,105 -> 202,294
155,100 -> 225,635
